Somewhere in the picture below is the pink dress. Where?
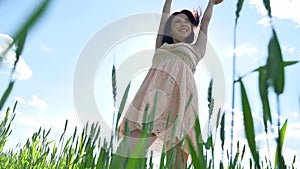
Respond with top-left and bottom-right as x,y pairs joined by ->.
120,42 -> 201,154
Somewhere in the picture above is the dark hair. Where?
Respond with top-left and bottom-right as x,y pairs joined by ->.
161,9 -> 200,45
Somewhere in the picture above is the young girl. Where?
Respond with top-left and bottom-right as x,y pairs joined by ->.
118,0 -> 223,168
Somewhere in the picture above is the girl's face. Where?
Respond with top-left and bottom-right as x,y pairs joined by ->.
170,13 -> 192,42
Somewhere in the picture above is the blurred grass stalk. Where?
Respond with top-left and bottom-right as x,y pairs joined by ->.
0,0 -> 51,111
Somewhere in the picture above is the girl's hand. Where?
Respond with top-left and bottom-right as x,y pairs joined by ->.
214,0 -> 223,5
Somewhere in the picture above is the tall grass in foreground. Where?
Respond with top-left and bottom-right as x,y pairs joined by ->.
230,0 -> 299,168
0,0 -> 299,168
0,84 -> 297,168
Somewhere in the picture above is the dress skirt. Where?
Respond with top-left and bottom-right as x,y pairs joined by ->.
119,42 -> 201,154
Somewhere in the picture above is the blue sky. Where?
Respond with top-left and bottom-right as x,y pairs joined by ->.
0,0 -> 300,167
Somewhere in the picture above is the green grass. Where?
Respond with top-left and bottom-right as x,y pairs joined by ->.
0,77 -> 297,168
0,95 -> 297,168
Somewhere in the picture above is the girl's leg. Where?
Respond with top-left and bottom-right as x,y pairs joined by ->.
166,140 -> 189,169
116,129 -> 157,155
110,129 -> 157,168
174,144 -> 189,169
129,129 -> 157,153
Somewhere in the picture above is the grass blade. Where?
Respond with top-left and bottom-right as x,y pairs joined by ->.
235,0 -> 245,24
274,119 -> 288,168
262,0 -> 272,18
189,116 -> 206,168
115,82 -> 131,131
207,79 -> 213,109
282,61 -> 298,67
258,68 -> 272,133
0,0 -> 51,58
14,32 -> 27,67
0,81 -> 15,111
12,0 -> 51,42
220,112 -> 225,151
0,0 -> 50,112
186,136 -> 201,168
112,64 -> 117,129
231,0 -> 245,164
267,29 -> 284,94
239,78 -> 260,168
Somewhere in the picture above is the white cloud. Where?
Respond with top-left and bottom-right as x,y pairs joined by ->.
249,0 -> 300,26
0,33 -> 33,80
286,122 -> 300,138
13,96 -> 26,105
258,145 -> 300,167
221,103 -> 265,140
15,111 -> 50,128
234,44 -> 258,57
292,111 -> 299,118
282,45 -> 295,55
27,95 -> 48,110
0,34 -> 14,59
13,57 -> 33,80
13,110 -> 81,145
257,17 -> 272,27
48,111 -> 82,140
225,44 -> 259,59
255,128 -> 279,143
41,45 -> 52,52
11,96 -> 80,135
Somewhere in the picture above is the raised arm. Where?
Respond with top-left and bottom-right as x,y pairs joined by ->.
155,0 -> 172,49
193,0 -> 222,58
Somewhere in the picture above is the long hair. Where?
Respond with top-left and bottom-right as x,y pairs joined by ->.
161,9 -> 200,45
